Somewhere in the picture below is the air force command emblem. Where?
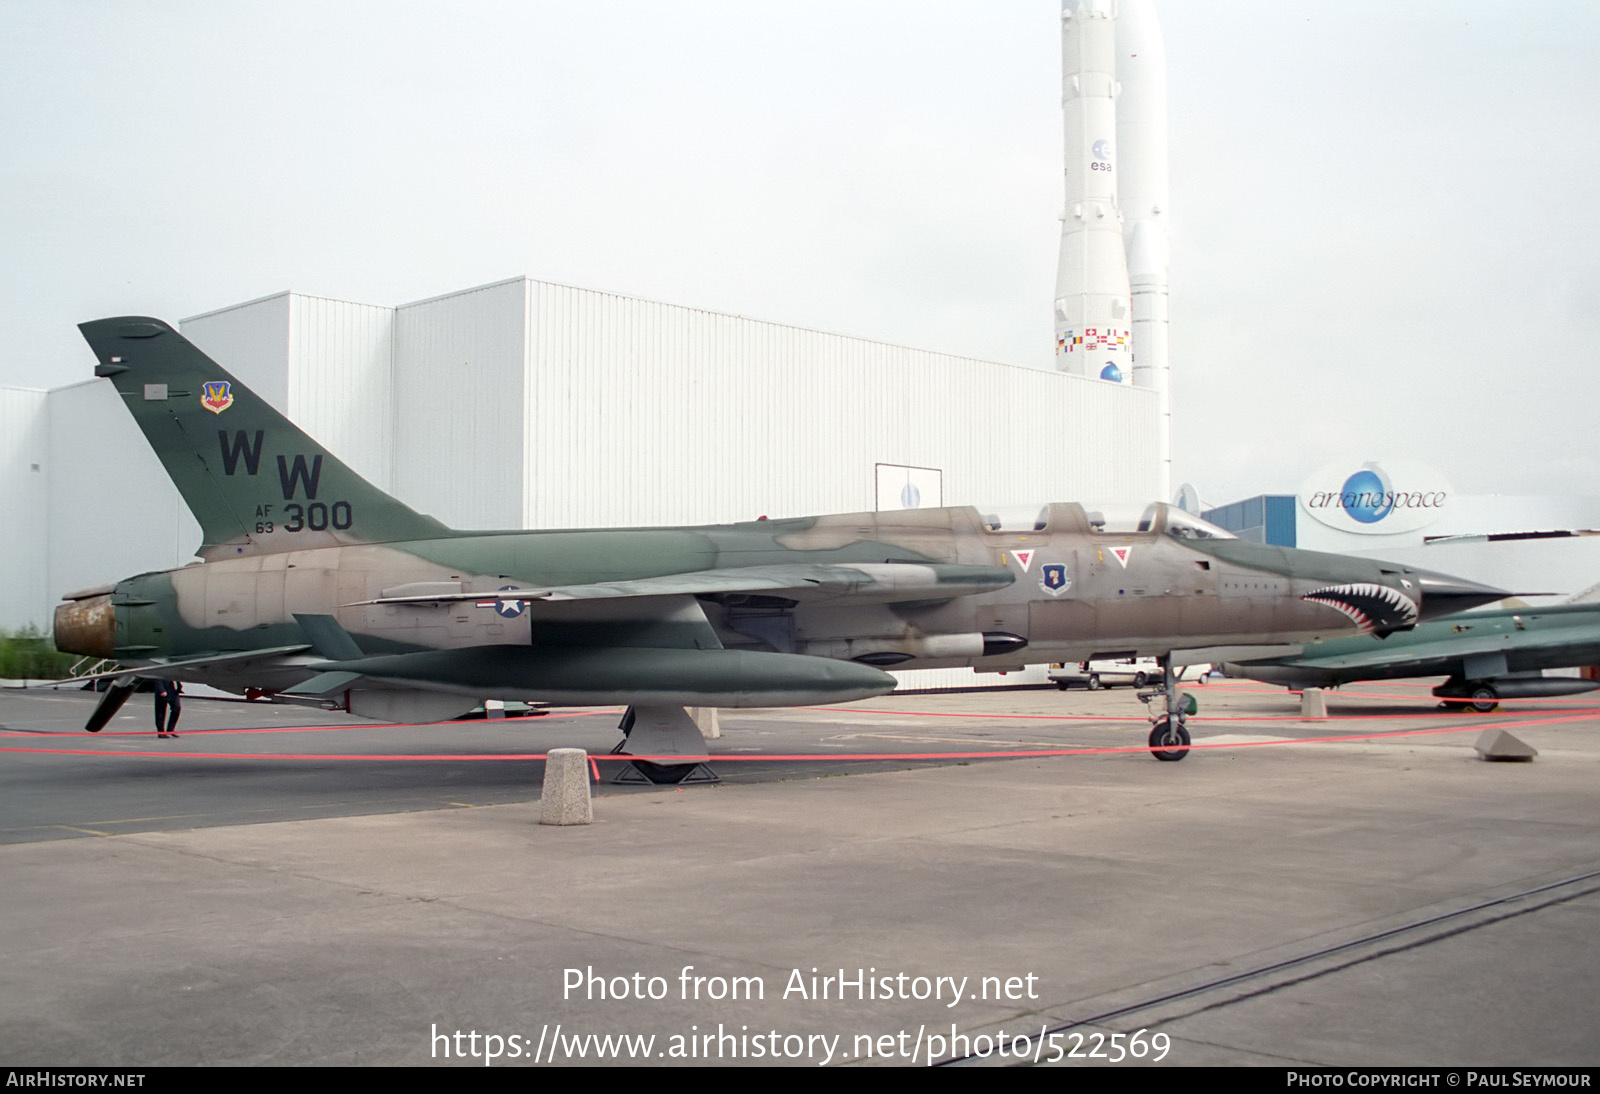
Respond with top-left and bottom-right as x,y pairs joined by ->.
200,380 -> 234,414
1040,563 -> 1070,595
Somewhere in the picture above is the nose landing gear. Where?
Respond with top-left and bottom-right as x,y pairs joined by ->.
1139,656 -> 1195,761
1147,717 -> 1191,761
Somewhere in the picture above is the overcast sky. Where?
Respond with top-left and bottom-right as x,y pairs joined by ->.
3,1 -> 1596,505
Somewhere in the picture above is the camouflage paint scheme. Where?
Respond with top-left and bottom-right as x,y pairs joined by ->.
57,318 -> 1505,729
1222,604 -> 1600,709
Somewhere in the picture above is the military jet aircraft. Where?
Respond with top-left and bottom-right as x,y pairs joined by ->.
55,317 -> 1506,772
1221,604 -> 1600,712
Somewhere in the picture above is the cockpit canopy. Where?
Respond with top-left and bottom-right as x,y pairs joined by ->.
1158,505 -> 1236,541
980,501 -> 1236,541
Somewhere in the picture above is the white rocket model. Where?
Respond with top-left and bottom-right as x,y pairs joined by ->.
1054,0 -> 1172,497
1054,0 -> 1132,384
1116,0 -> 1171,496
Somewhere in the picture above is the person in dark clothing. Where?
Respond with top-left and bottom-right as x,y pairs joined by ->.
153,679 -> 181,738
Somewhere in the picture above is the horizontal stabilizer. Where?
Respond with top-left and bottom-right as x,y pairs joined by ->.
293,613 -> 366,661
283,671 -> 365,697
60,644 -> 312,685
84,677 -> 138,733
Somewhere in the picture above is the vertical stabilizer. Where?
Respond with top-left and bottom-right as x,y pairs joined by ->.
78,317 -> 451,559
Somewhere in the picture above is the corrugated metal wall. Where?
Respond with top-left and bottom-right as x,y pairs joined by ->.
1,382 -> 197,632
287,295 -> 395,492
0,387 -> 50,631
175,280 -> 1162,537
183,294 -> 292,413
512,278 -> 1162,529
185,293 -> 395,492
394,279 -> 527,529
46,381 -> 198,610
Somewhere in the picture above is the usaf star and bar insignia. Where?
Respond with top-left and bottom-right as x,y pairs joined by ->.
476,586 -> 527,618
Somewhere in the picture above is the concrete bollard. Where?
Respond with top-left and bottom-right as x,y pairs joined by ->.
1474,729 -> 1538,763
1300,688 -> 1327,719
540,748 -> 593,825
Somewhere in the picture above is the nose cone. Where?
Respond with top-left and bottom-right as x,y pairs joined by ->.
1410,568 -> 1510,620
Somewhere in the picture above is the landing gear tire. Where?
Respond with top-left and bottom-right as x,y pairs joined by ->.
1469,686 -> 1500,714
1133,672 -> 1148,688
1149,717 -> 1191,762
1088,674 -> 1102,691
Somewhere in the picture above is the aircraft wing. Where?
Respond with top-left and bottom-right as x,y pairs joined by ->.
1236,619 -> 1600,674
352,562 -> 1014,608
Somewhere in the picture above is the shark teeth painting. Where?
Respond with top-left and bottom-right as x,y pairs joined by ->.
1301,582 -> 1421,634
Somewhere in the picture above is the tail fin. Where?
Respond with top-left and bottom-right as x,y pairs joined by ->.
79,317 -> 451,559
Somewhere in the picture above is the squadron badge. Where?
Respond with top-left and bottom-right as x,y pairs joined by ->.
1040,563 -> 1070,596
200,380 -> 234,415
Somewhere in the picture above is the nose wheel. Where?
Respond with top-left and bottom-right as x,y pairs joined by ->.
1148,717 -> 1191,761
1141,656 -> 1194,761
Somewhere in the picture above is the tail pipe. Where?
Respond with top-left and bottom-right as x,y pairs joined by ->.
54,593 -> 115,659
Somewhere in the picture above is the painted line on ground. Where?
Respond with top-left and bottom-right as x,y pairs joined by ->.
2,709 -> 1591,764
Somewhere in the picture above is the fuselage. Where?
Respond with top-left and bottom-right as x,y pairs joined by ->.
57,501 -> 1457,697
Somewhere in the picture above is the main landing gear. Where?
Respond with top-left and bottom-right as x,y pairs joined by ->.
1138,656 -> 1193,762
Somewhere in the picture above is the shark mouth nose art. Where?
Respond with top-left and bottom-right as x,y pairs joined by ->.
1301,582 -> 1420,633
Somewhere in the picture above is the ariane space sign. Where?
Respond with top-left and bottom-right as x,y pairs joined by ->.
1297,459 -> 1452,535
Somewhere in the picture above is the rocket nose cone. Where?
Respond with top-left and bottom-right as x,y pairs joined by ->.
1410,568 -> 1511,620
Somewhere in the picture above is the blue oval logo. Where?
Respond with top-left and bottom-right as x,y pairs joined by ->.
1099,362 -> 1123,382
1339,468 -> 1394,524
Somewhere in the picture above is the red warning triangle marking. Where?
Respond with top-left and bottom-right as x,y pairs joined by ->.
1010,550 -> 1034,572
1110,546 -> 1132,568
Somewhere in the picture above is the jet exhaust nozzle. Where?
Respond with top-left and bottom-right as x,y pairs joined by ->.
54,594 -> 116,659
